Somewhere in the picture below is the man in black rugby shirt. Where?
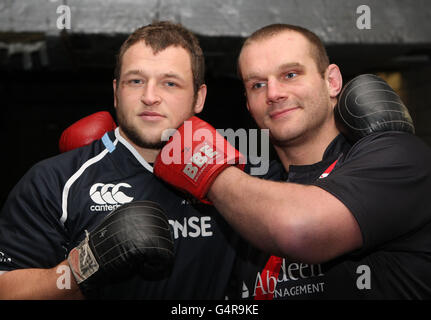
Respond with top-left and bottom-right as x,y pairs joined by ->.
0,21 -> 237,299
154,24 -> 431,299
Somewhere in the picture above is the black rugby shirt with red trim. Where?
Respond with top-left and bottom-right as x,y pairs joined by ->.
229,132 -> 431,299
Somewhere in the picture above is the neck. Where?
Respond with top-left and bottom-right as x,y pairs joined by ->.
136,147 -> 159,164
118,128 -> 160,163
274,121 -> 340,171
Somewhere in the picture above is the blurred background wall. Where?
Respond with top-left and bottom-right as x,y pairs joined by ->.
1,0 -> 430,206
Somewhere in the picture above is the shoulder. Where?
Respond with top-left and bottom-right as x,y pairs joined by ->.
347,132 -> 430,162
338,132 -> 431,177
325,131 -> 431,185
15,136 -> 113,200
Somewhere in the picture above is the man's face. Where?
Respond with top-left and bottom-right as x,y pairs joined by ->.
239,31 -> 334,147
114,41 -> 205,150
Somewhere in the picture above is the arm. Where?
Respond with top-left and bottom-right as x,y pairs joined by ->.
153,117 -> 362,264
0,201 -> 174,299
0,261 -> 83,300
208,167 -> 362,264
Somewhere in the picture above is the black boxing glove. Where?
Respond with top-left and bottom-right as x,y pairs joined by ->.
334,74 -> 415,142
67,201 -> 174,295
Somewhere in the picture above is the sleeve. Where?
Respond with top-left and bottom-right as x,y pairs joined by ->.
0,161 -> 69,271
313,132 -> 431,252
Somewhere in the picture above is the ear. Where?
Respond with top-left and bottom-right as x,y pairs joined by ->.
326,64 -> 343,99
113,79 -> 118,109
193,84 -> 207,114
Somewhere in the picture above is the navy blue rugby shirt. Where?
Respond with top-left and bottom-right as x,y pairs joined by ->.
0,128 -> 238,299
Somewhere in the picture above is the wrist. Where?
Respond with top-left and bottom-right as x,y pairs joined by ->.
207,166 -> 241,202
52,260 -> 84,299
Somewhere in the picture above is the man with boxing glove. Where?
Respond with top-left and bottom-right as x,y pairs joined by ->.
0,21 -> 238,299
154,24 -> 431,299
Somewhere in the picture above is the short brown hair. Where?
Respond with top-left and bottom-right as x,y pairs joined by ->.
114,21 -> 205,94
238,24 -> 329,79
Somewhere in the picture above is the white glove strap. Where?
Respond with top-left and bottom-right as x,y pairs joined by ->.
68,231 -> 100,284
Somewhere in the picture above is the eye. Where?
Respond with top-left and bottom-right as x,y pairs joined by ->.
251,82 -> 266,90
285,72 -> 298,79
127,79 -> 144,86
165,81 -> 177,87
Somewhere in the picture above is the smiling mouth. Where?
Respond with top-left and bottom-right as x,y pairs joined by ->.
269,107 -> 300,120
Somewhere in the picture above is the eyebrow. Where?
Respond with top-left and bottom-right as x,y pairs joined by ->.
122,69 -> 185,81
243,62 -> 305,83
278,62 -> 304,72
122,69 -> 144,77
163,73 -> 185,81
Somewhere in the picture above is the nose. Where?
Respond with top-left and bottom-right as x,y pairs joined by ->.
266,78 -> 287,105
141,81 -> 161,106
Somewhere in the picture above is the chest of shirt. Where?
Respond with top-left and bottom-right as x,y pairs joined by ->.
65,170 -> 219,245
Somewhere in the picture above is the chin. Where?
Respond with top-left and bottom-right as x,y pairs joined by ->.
120,123 -> 162,149
270,127 -> 304,146
135,136 -> 165,149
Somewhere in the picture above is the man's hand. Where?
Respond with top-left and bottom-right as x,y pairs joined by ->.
68,200 -> 174,296
153,116 -> 245,203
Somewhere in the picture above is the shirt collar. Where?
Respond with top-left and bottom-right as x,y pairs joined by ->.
103,128 -> 154,174
284,134 -> 351,183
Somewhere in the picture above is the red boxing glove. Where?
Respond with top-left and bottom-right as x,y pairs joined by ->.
154,116 -> 245,204
59,111 -> 117,153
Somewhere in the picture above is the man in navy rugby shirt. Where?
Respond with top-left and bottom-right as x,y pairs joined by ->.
0,21 -> 237,299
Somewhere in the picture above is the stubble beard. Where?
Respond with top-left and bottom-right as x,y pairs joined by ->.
116,109 -> 166,150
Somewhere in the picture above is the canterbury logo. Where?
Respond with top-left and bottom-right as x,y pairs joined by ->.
89,183 -> 134,205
